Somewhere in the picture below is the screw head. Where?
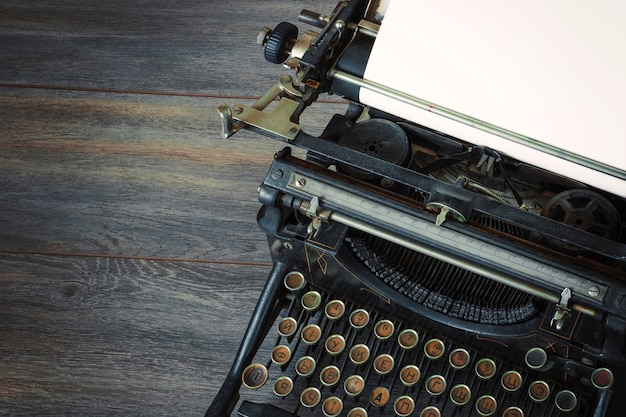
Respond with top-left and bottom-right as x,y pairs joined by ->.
588,286 -> 600,297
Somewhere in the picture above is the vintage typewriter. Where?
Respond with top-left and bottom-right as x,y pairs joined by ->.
207,1 -> 626,416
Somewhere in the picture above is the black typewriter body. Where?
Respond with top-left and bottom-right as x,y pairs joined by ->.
207,1 -> 626,416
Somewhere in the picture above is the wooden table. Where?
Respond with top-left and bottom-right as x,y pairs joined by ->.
0,1 -> 343,415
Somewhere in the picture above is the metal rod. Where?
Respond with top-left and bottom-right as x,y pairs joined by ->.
329,69 -> 625,181
329,211 -> 594,317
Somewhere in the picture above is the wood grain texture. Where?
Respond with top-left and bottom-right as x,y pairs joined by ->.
0,88 -> 344,260
0,253 -> 269,416
0,0 -> 348,415
0,0 -> 336,96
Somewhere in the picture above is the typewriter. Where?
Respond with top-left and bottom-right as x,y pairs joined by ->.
207,1 -> 626,416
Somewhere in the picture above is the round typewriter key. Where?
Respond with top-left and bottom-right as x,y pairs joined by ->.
450,384 -> 471,406
502,406 -> 524,417
295,355 -> 316,377
350,309 -> 370,329
555,390 -> 577,412
425,374 -> 446,396
277,317 -> 298,338
370,386 -> 390,407
273,376 -> 293,397
475,358 -> 497,380
241,363 -> 268,389
398,329 -> 419,349
323,396 -> 344,417
284,271 -> 305,292
400,364 -> 421,386
325,334 -> 346,356
300,387 -> 322,408
325,300 -> 345,320
449,348 -> 470,369
525,347 -> 547,370
501,370 -> 523,392
475,395 -> 497,416
271,344 -> 291,366
424,338 -> 445,359
301,290 -> 322,311
347,407 -> 368,417
320,365 -> 341,387
420,406 -> 441,417
374,319 -> 395,340
591,367 -> 614,389
344,375 -> 365,396
301,324 -> 322,345
394,395 -> 415,417
373,353 -> 394,375
528,380 -> 550,402
349,344 -> 370,365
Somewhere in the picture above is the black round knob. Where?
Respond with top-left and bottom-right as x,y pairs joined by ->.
264,22 -> 298,64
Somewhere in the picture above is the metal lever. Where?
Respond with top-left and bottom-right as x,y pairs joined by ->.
216,75 -> 306,140
551,288 -> 572,330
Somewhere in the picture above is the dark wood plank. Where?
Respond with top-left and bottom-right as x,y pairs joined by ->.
0,0 -> 334,97
0,252 -> 269,416
0,88 -> 346,260
0,1 -> 350,416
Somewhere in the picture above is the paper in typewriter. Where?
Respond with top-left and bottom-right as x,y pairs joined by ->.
361,0 -> 626,196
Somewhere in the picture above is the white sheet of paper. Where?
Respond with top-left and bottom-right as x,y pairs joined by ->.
361,0 -> 626,196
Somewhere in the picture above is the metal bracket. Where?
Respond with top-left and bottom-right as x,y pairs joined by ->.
216,75 -> 305,140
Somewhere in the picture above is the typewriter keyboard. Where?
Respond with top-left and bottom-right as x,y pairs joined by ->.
239,271 -> 587,417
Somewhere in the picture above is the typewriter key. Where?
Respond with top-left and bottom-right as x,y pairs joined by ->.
425,375 -> 446,396
399,364 -> 421,386
349,344 -> 370,365
271,345 -> 291,366
300,387 -> 321,408
501,371 -> 523,392
349,309 -> 370,329
241,363 -> 268,389
347,407 -> 368,417
369,387 -> 390,407
374,319 -> 395,340
449,348 -> 470,369
591,367 -> 614,389
419,406 -> 441,417
524,347 -> 547,370
322,396 -> 344,417
320,365 -> 341,387
301,324 -> 322,345
373,353 -> 394,375
325,334 -> 346,356
394,395 -> 415,417
325,300 -> 345,320
528,381 -> 550,403
277,317 -> 297,338
398,329 -> 419,350
424,338 -> 445,359
475,395 -> 497,416
475,358 -> 497,380
450,384 -> 471,406
344,375 -> 365,396
301,290 -> 322,311
554,390 -> 577,412
502,406 -> 524,417
295,356 -> 316,377
273,376 -> 293,397
284,271 -> 305,292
